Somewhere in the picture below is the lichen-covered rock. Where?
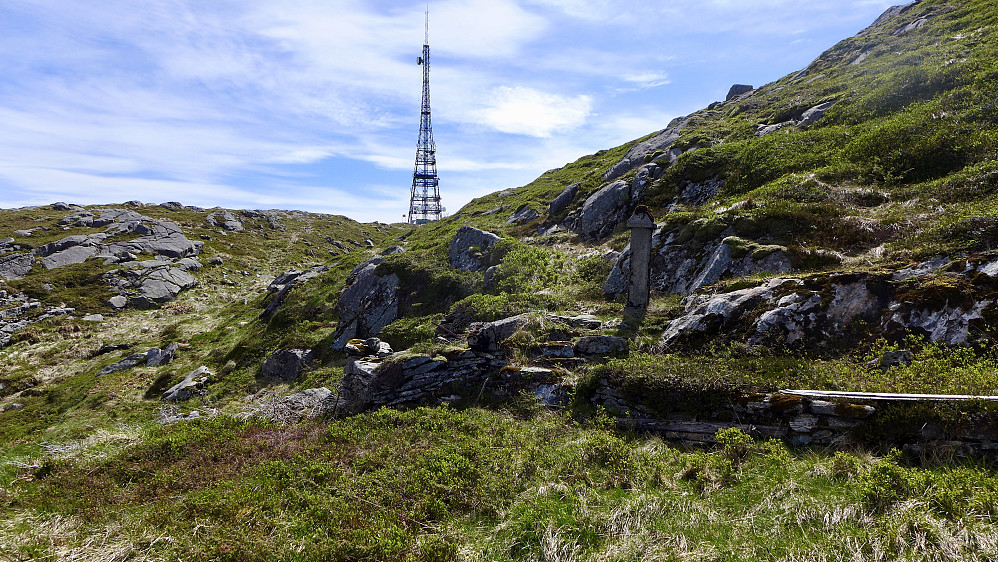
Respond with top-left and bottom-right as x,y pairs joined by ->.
207,210 -> 244,232
448,226 -> 500,271
331,259 -> 400,349
147,343 -> 179,367
261,265 -> 332,319
606,230 -> 793,298
574,335 -> 628,356
468,314 -> 530,352
548,183 -> 579,215
572,180 -> 630,239
262,349 -> 315,380
884,300 -> 991,344
0,253 -> 34,280
654,273 -> 969,350
253,387 -> 334,423
630,164 -> 661,203
602,116 -> 689,182
161,366 -> 211,401
506,204 -> 540,225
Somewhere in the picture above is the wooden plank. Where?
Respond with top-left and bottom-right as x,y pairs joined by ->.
780,390 -> 998,402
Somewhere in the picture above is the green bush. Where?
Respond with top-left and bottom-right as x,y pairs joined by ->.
379,313 -> 444,351
488,240 -> 557,295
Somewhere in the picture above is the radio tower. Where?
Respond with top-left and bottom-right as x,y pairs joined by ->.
407,7 -> 443,224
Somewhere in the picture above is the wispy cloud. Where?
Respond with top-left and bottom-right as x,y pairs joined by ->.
0,0 -> 904,222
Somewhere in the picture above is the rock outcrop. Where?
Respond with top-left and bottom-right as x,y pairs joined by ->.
506,205 -> 540,225
161,366 -> 212,401
448,226 -> 501,271
331,259 -> 400,349
467,314 -> 530,353
261,265 -> 332,319
757,101 -> 836,137
0,291 -> 74,348
564,163 -> 664,239
659,265 -> 998,349
548,183 -> 579,216
602,116 -> 689,183
206,211 -> 244,232
261,349 -> 315,380
605,230 -> 793,297
726,84 -> 754,101
0,253 -> 34,281
9,207 -> 205,308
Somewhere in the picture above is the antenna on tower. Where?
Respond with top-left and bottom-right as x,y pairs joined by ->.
408,5 -> 444,225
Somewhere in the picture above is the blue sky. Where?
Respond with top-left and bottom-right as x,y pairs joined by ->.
0,0 -> 899,223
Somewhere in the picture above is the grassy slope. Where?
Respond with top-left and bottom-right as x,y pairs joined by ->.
3,1 -> 998,559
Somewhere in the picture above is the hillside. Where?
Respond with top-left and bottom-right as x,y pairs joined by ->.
3,1 -> 998,560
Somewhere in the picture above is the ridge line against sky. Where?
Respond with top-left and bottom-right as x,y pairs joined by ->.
0,0 -> 899,223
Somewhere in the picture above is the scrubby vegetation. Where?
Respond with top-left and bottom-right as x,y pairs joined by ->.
4,409 -> 998,561
4,1 -> 998,559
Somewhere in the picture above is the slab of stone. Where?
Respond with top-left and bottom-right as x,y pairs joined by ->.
261,349 -> 315,380
108,295 -> 128,309
448,226 -> 501,271
574,335 -> 628,356
98,352 -> 150,376
82,314 -> 104,322
161,366 -> 211,401
0,253 -> 34,280
42,245 -> 98,269
330,259 -> 399,348
147,342 -> 179,367
133,267 -> 197,305
506,204 -> 540,225
549,183 -> 579,216
468,314 -> 530,353
540,342 -> 575,358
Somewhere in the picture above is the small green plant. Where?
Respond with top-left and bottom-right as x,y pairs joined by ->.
715,427 -> 753,463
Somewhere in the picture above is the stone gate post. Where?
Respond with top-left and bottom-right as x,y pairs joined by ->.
624,206 -> 655,319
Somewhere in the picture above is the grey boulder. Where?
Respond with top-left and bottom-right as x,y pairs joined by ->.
0,253 -> 34,280
41,245 -> 98,269
161,366 -> 211,401
207,211 -> 244,232
572,180 -> 631,239
448,226 -> 501,271
331,258 -> 400,349
147,343 -> 179,367
98,352 -> 151,376
726,84 -> 754,100
506,205 -> 540,225
262,349 -> 315,380
574,335 -> 628,356
549,183 -> 579,216
468,314 -> 530,353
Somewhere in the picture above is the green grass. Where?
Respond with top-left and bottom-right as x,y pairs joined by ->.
3,409 -> 997,561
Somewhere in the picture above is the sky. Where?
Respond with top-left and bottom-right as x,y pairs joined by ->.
0,0 -> 901,223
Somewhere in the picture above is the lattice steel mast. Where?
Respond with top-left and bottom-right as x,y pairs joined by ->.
407,7 -> 443,224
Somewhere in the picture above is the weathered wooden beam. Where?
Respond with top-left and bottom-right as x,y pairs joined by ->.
780,390 -> 998,402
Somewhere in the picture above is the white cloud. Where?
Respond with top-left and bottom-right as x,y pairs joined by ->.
0,0 -> 909,222
473,87 -> 593,137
